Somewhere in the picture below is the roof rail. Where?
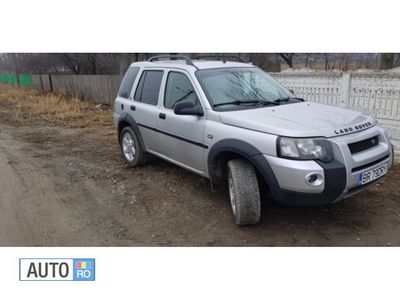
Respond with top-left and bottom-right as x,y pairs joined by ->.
147,55 -> 198,69
194,55 -> 249,63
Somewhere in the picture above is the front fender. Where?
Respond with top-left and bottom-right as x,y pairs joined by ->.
207,139 -> 280,193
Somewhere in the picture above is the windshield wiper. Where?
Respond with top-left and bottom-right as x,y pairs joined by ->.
213,99 -> 279,107
258,100 -> 280,106
213,100 -> 261,107
273,97 -> 305,104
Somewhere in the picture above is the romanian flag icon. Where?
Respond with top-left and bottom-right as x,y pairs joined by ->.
76,261 -> 91,269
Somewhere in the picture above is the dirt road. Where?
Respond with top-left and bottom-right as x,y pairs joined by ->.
0,118 -> 399,246
0,124 -> 127,246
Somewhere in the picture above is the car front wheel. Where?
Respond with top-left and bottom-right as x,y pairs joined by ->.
227,159 -> 261,225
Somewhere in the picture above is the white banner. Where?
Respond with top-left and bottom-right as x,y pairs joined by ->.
1,247 -> 398,300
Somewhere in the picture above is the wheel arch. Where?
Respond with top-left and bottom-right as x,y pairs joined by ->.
207,139 -> 263,191
117,113 -> 145,150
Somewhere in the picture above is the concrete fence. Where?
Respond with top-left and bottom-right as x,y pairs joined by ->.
271,71 -> 400,142
31,74 -> 122,104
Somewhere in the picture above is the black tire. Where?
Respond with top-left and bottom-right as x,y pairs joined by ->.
227,159 -> 261,225
120,127 -> 147,167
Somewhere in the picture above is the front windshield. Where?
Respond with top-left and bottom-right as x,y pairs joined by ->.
196,67 -> 296,110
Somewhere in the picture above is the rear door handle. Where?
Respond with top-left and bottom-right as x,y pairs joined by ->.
159,113 -> 166,120
130,105 -> 135,111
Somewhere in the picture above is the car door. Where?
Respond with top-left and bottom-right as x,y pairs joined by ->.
130,69 -> 164,154
114,66 -> 140,128
157,70 -> 206,173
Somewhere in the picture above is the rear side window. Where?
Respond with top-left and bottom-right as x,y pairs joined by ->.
134,70 -> 164,105
164,72 -> 198,109
118,67 -> 140,98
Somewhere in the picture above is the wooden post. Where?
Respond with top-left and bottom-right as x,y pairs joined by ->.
39,74 -> 44,90
49,74 -> 53,92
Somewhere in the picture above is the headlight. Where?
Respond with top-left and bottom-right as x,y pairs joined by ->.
277,137 -> 334,163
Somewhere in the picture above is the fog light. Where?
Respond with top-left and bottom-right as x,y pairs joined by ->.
305,172 -> 323,186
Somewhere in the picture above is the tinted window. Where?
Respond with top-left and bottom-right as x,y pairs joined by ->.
134,70 -> 163,105
118,67 -> 140,98
164,72 -> 197,109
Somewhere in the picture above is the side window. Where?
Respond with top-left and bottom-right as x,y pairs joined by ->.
118,67 -> 140,98
164,72 -> 198,109
134,70 -> 164,106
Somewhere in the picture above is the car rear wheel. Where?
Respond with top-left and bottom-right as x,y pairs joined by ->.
227,159 -> 261,225
120,127 -> 147,167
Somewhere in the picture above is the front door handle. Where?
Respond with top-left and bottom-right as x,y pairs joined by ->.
159,113 -> 166,120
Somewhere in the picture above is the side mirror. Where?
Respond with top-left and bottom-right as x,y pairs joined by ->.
174,101 -> 204,116
289,89 -> 295,95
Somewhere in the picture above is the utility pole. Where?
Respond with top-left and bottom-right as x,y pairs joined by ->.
11,53 -> 20,87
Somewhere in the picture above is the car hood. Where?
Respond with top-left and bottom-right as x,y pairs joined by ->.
219,102 -> 376,138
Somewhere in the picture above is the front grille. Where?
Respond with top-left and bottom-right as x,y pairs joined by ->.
352,154 -> 389,173
348,135 -> 379,154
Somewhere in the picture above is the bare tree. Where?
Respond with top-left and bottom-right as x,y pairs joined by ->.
10,54 -> 20,86
365,54 -> 370,69
340,54 -> 349,71
116,53 -> 139,74
245,53 -> 280,72
2,53 -> 396,74
0,53 -> 145,75
278,53 -> 294,68
380,53 -> 395,70
394,54 -> 400,67
304,54 -> 310,68
324,54 -> 330,70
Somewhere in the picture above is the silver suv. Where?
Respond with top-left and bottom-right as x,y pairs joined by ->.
114,55 -> 395,225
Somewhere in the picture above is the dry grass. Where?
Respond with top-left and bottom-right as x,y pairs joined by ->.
0,83 -> 113,128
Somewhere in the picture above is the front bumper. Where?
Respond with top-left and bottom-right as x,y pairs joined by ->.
257,127 -> 394,205
263,155 -> 347,205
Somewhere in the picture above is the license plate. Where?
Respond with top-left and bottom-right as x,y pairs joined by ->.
359,163 -> 388,185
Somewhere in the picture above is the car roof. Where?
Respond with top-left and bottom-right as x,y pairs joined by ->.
129,60 -> 254,71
